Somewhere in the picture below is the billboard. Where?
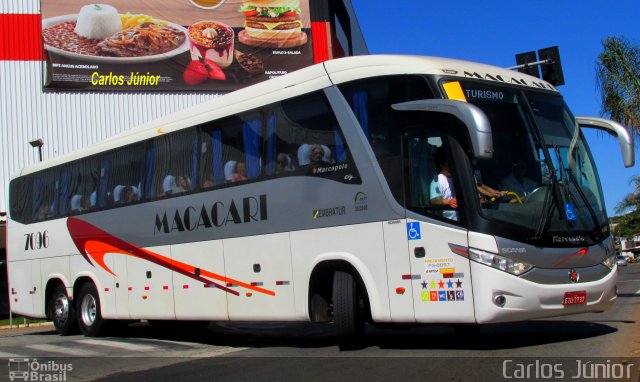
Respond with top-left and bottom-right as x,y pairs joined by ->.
41,0 -> 313,92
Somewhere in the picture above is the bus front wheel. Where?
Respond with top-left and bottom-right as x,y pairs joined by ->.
332,271 -> 364,349
77,282 -> 105,337
49,284 -> 78,335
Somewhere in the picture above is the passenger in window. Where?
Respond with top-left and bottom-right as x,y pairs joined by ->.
430,154 -> 458,220
275,153 -> 295,174
36,205 -> 52,221
175,175 -> 191,193
232,162 -> 248,182
120,186 -> 139,204
162,175 -> 190,196
308,144 -> 329,168
202,176 -> 216,189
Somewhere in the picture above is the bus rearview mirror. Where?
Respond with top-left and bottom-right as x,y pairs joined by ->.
575,117 -> 635,168
391,99 -> 494,160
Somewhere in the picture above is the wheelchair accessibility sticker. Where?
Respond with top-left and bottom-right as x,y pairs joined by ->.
565,203 -> 577,222
406,222 -> 421,240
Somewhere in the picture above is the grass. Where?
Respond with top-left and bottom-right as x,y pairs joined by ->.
0,317 -> 50,327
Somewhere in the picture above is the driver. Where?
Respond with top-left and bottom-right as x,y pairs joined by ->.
500,160 -> 537,198
474,170 -> 506,204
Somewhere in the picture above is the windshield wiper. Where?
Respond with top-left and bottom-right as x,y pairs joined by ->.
563,167 -> 603,239
532,169 -> 557,240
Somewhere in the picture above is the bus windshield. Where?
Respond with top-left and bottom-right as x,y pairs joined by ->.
456,81 -> 607,241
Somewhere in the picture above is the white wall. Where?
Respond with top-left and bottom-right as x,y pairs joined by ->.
1,0 -> 219,212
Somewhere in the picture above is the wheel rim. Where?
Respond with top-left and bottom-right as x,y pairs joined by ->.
80,293 -> 97,327
53,293 -> 69,326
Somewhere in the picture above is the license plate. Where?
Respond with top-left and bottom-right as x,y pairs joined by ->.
563,291 -> 586,306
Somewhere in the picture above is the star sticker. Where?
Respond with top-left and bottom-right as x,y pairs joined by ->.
456,279 -> 463,288
430,280 -> 437,289
421,280 -> 428,289
446,280 -> 454,288
438,280 -> 445,289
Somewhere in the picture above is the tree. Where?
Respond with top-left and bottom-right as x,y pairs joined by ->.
595,36 -> 640,140
615,175 -> 640,214
613,176 -> 640,240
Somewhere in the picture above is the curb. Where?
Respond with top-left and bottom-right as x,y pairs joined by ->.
0,321 -> 54,330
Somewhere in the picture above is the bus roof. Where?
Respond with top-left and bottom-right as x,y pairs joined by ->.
14,55 -> 557,178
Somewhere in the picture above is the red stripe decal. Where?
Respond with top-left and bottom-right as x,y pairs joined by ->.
553,247 -> 590,267
67,217 -> 276,297
0,14 -> 43,61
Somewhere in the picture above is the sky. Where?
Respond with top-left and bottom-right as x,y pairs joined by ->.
350,0 -> 640,217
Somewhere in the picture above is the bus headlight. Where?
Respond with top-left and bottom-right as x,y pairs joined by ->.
602,254 -> 617,270
469,248 -> 533,276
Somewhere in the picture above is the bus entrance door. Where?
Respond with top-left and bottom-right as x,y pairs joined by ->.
402,129 -> 475,323
406,220 -> 475,323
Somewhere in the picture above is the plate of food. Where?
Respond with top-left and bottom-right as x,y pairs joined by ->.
42,4 -> 189,63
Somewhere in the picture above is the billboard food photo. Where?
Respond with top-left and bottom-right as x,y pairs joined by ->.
41,0 -> 312,92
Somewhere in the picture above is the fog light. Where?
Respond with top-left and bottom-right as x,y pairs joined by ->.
494,294 -> 506,307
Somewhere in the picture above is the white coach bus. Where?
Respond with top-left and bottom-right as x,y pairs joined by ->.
7,55 -> 634,347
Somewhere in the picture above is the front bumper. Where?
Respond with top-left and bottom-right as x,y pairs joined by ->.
471,262 -> 617,324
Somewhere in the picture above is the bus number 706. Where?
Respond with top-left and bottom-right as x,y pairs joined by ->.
24,231 -> 49,251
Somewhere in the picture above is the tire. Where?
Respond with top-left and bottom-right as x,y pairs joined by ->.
77,283 -> 105,337
310,293 -> 330,322
49,284 -> 78,335
332,271 -> 364,349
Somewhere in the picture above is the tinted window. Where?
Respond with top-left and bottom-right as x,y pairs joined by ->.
67,158 -> 99,215
262,91 -> 358,183
149,131 -> 197,200
339,76 -> 434,201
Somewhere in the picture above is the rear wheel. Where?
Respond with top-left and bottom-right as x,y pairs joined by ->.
49,284 -> 78,335
77,283 -> 105,337
332,271 -> 364,350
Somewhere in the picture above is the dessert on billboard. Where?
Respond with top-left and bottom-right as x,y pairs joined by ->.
188,20 -> 235,68
238,0 -> 307,48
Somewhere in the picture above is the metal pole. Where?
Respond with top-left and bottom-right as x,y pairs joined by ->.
506,58 -> 552,71
38,146 -> 43,162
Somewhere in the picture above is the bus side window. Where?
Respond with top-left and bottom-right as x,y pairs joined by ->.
104,144 -> 145,205
264,91 -> 357,183
338,75 -> 435,202
32,170 -> 58,222
67,158 -> 99,215
150,130 -> 197,199
9,177 -> 31,224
